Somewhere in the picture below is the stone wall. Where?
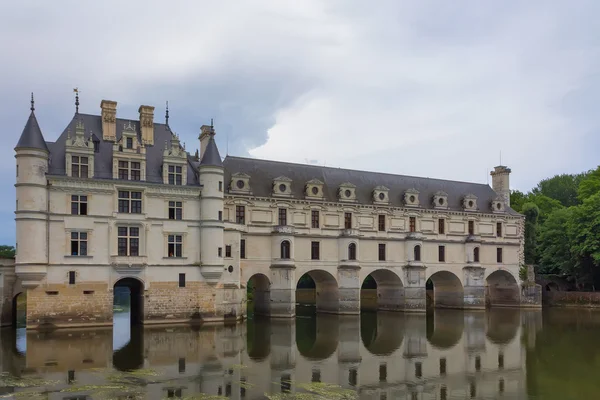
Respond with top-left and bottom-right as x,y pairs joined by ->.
545,291 -> 600,307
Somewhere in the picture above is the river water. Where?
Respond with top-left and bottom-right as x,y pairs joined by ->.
0,306 -> 599,399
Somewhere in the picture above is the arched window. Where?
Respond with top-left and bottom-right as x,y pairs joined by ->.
414,245 -> 421,261
348,243 -> 357,260
474,247 -> 480,263
280,240 -> 291,259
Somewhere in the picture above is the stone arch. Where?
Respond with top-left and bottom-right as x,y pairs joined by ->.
280,240 -> 291,259
247,273 -> 271,316
296,314 -> 339,360
361,311 -> 404,356
361,269 -> 404,311
114,277 -> 145,325
427,271 -> 464,309
486,270 -> 520,307
427,309 -> 464,350
296,270 -> 339,314
486,308 -> 520,344
11,292 -> 25,329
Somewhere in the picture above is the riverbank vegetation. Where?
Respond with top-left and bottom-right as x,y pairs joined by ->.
511,165 -> 600,289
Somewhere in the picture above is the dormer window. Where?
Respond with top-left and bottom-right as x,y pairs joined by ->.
373,186 -> 390,204
126,137 -> 133,149
305,179 -> 324,200
338,183 -> 357,202
433,191 -> 448,209
492,196 -> 505,213
273,176 -> 293,197
404,189 -> 420,207
230,172 -> 252,194
118,161 -> 141,181
168,165 -> 183,185
71,156 -> 89,178
463,194 -> 478,211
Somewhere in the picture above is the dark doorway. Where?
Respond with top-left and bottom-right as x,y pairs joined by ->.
114,278 -> 144,326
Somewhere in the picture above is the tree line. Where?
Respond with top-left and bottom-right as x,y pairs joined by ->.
511,165 -> 600,290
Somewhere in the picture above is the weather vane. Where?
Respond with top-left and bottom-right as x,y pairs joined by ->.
73,88 -> 80,113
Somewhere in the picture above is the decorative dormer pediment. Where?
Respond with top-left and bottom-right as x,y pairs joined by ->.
112,122 -> 147,181
404,188 -> 420,207
372,185 -> 390,204
463,194 -> 478,211
113,121 -> 146,155
492,195 -> 505,213
305,178 -> 324,200
433,190 -> 448,209
163,134 -> 187,160
230,172 -> 252,194
273,176 -> 293,197
338,182 -> 357,202
65,120 -> 95,178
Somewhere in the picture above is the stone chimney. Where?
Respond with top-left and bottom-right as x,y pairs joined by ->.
199,124 -> 214,160
490,165 -> 512,206
100,100 -> 117,141
138,105 -> 155,146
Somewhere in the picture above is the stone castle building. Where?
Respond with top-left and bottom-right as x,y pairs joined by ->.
4,95 -> 539,329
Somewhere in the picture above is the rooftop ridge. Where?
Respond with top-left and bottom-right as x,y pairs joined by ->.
224,155 -> 491,188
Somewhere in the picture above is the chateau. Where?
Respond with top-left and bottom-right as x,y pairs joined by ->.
4,95 -> 539,329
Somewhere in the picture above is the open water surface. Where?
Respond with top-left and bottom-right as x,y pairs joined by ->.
1,306 -> 599,399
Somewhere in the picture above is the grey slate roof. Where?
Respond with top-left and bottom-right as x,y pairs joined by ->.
222,156 -> 519,215
16,111 -> 49,152
200,135 -> 223,167
46,113 -> 199,185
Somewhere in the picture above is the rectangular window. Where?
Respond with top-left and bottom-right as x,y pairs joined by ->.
378,243 -> 386,261
167,235 -> 183,257
440,358 -> 447,376
378,215 -> 386,231
415,362 -> 422,378
278,208 -> 287,226
71,155 -> 89,178
379,363 -> 387,382
439,246 -> 445,262
409,217 -> 416,232
168,201 -> 182,220
311,210 -> 319,228
68,271 -> 76,285
70,232 -> 87,256
126,137 -> 133,149
497,248 -> 503,263
438,218 -> 445,234
348,368 -> 357,387
118,160 -> 129,180
178,358 -> 185,373
311,369 -> 321,383
498,353 -> 504,369
311,241 -> 320,260
475,356 -> 481,371
236,205 -> 246,224
118,160 -> 141,180
225,245 -> 232,258
168,165 -> 183,185
496,222 -> 502,237
179,273 -> 185,288
131,162 -> 141,181
218,247 -> 222,257
71,195 -> 88,215
218,181 -> 223,191
118,191 -> 142,214
240,239 -> 246,259
218,211 -> 222,221
468,220 -> 475,235
118,227 -> 139,256
344,212 -> 352,229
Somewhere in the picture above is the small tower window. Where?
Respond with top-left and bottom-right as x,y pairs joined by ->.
348,243 -> 357,260
438,218 -> 445,234
409,217 -> 416,232
474,247 -> 480,263
168,165 -> 183,185
497,248 -> 503,263
311,210 -> 320,228
280,240 -> 291,259
378,243 -> 386,261
71,156 -> 89,178
496,222 -> 503,237
278,208 -> 287,226
414,245 -> 421,261
468,220 -> 475,235
167,235 -> 183,257
378,215 -> 386,231
126,137 -> 133,149
344,212 -> 352,229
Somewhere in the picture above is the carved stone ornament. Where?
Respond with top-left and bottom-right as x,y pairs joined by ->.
404,188 -> 420,207
433,190 -> 448,209
463,194 -> 478,211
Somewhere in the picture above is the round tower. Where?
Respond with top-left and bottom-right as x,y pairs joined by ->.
14,94 -> 49,287
198,124 -> 224,283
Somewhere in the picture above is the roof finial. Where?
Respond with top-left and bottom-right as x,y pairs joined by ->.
210,118 -> 214,128
74,88 -> 80,114
165,101 -> 170,127
30,92 -> 35,112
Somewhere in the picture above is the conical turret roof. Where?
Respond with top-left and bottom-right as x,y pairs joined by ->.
200,135 -> 223,167
15,102 -> 49,152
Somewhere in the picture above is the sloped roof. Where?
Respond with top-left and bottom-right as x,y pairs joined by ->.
47,114 -> 199,185
15,111 -> 49,152
223,156 -> 519,215
200,135 -> 223,167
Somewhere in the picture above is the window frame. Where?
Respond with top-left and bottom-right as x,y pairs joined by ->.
414,245 -> 421,261
344,212 -> 352,229
167,234 -> 183,257
280,240 -> 291,259
168,165 -> 183,185
378,243 -> 386,261
468,220 -> 475,235
438,245 -> 445,262
225,245 -> 232,258
118,190 -> 142,214
311,241 -> 320,260
348,243 -> 357,260
71,195 -> 88,216
278,208 -> 287,226
240,239 -> 246,259
311,210 -> 320,228
496,222 -> 503,237
378,214 -> 386,232
178,273 -> 186,288
409,216 -> 416,232
236,205 -> 246,224
438,218 -> 445,234
497,247 -> 503,263
117,226 -> 140,256
168,201 -> 183,220
71,155 -> 89,178
474,247 -> 480,262
70,231 -> 88,256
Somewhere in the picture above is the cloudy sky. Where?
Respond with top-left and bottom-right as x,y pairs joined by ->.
1,0 -> 599,244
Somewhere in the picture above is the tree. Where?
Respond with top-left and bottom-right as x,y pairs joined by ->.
0,245 -> 15,258
577,166 -> 600,202
522,203 -> 539,265
568,193 -> 600,287
510,190 -> 528,213
533,173 -> 586,208
526,193 -> 563,223
537,208 -> 575,275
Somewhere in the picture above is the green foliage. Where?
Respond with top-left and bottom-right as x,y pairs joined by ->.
568,193 -> 600,266
522,202 -> 539,265
519,264 -> 529,282
0,245 -> 15,258
510,190 -> 528,213
533,173 -> 586,208
537,208 -> 575,275
577,166 -> 600,201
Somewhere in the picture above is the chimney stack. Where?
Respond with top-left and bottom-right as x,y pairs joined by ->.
100,100 -> 117,141
199,124 -> 214,160
490,165 -> 512,206
138,105 -> 155,146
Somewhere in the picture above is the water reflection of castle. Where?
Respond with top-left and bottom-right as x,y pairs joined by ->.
0,309 -> 542,399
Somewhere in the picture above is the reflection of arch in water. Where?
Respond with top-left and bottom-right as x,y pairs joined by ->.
428,271 -> 464,309
114,277 -> 145,325
296,314 -> 339,360
296,270 -> 339,313
486,270 -> 520,307
361,312 -> 404,356
246,315 -> 271,361
0,328 -> 26,374
113,325 -> 144,371
247,274 -> 271,316
361,269 -> 404,311
486,308 -> 520,345
426,309 -> 464,350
